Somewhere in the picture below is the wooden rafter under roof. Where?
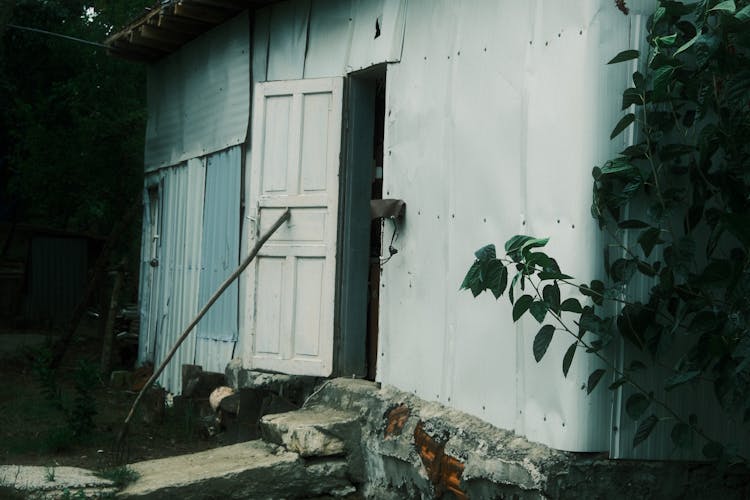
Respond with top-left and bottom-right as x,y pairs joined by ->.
105,0 -> 274,62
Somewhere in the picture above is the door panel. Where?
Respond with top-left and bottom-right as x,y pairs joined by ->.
246,77 -> 343,376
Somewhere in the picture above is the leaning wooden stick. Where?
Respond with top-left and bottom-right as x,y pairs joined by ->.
116,208 -> 291,450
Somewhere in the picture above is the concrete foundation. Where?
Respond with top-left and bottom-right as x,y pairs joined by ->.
304,378 -> 749,500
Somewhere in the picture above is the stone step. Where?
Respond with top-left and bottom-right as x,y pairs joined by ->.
260,405 -> 360,458
118,440 -> 353,499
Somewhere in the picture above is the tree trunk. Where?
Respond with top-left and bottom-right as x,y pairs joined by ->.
100,258 -> 126,379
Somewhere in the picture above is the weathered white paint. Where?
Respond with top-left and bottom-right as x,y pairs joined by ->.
245,78 -> 344,376
144,12 -> 249,171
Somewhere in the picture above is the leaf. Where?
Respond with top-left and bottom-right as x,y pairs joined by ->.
638,227 -> 663,257
509,273 -> 520,304
474,244 -> 496,261
622,88 -> 644,109
709,0 -> 735,13
670,422 -> 693,448
655,33 -> 677,46
512,294 -> 534,322
674,34 -> 698,56
562,342 -> 577,377
618,219 -> 649,229
580,280 -> 605,305
633,415 -> 659,447
736,4 -> 750,21
625,393 -> 650,419
610,113 -> 635,140
608,377 -> 628,390
491,264 -> 509,299
481,259 -> 507,299
461,261 -> 482,296
529,301 -> 548,323
504,235 -> 531,253
633,71 -> 645,89
664,370 -> 701,391
538,270 -> 573,280
533,325 -> 555,362
636,260 -> 657,277
560,298 -> 583,313
652,65 -> 676,99
543,283 -> 561,313
587,369 -> 606,394
610,258 -> 637,284
608,49 -> 640,64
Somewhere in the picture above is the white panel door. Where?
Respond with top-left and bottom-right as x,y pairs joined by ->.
246,77 -> 343,376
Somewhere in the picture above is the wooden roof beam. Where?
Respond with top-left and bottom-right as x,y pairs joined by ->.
155,12 -> 211,36
173,2 -> 231,24
138,24 -> 186,49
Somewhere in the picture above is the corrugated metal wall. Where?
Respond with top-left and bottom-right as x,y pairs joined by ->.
138,148 -> 242,392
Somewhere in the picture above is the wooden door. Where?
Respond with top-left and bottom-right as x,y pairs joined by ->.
246,77 -> 343,376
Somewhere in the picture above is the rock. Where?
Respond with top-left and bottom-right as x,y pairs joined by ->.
139,386 -> 166,425
224,362 -> 321,406
181,365 -> 225,399
261,406 -> 360,458
209,386 -> 235,411
110,370 -> 133,390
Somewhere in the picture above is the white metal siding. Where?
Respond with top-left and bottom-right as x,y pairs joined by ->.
378,0 -> 633,453
257,0 -> 406,82
145,12 -> 250,170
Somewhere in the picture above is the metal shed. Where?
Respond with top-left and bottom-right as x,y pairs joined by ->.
108,0 -> 749,460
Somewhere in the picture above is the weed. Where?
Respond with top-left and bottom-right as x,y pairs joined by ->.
29,347 -> 100,440
69,360 -> 99,437
96,466 -> 139,489
30,346 -> 64,411
45,465 -> 56,482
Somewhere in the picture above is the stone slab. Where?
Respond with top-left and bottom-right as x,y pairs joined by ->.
0,465 -> 116,499
260,406 -> 360,458
118,440 -> 352,500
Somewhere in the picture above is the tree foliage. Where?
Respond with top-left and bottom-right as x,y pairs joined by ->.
464,0 -> 750,462
1,0 -> 151,233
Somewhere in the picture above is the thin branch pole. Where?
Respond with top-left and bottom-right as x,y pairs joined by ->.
118,208 -> 290,441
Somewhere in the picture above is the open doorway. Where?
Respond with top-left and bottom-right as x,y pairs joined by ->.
337,65 -> 386,380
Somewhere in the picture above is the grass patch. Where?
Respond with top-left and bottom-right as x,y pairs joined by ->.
96,465 -> 139,489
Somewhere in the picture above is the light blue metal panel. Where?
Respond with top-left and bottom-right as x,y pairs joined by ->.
197,146 -> 241,341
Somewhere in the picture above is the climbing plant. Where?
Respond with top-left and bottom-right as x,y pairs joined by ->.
463,0 -> 750,461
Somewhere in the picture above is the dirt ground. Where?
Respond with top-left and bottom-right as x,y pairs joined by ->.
0,325 -> 224,471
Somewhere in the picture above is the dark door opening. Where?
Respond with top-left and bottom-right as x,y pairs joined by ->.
336,65 -> 386,380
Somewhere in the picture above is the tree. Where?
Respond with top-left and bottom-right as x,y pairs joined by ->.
1,0 -> 151,234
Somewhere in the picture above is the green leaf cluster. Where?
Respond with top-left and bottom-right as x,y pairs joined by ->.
1,1 -> 151,234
